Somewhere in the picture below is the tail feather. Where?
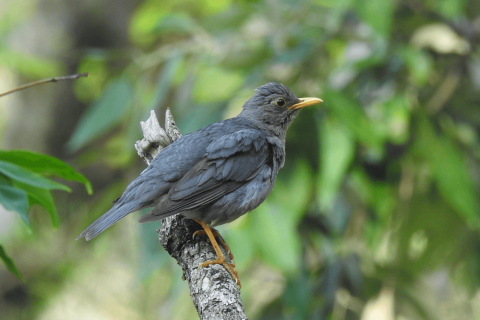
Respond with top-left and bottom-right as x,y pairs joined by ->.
137,196 -> 180,223
77,202 -> 143,241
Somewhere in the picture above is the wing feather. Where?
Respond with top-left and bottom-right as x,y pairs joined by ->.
138,129 -> 269,221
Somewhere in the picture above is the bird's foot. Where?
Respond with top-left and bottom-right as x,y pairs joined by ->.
193,229 -> 234,261
199,256 -> 241,288
193,219 -> 241,289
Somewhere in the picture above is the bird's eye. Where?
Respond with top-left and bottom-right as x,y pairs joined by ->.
275,98 -> 286,107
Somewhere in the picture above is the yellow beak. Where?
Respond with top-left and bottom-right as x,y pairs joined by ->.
288,97 -> 323,110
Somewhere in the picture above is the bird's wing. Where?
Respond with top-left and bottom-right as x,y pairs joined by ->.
138,129 -> 270,222
77,129 -> 214,241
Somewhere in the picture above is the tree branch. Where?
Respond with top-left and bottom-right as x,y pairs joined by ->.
135,110 -> 248,320
0,72 -> 89,98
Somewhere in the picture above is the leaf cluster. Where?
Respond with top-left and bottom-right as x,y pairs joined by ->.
0,150 -> 91,281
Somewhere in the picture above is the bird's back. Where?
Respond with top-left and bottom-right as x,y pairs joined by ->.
142,117 -> 265,179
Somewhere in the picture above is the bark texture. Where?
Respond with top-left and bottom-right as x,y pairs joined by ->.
135,110 -> 248,320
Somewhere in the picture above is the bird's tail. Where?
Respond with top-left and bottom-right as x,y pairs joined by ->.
77,202 -> 144,241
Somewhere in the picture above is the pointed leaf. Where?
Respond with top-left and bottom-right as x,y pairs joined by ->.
147,54 -> 182,111
15,182 -> 58,228
318,117 -> 355,210
68,78 -> 133,151
0,244 -> 23,282
0,181 -> 29,225
416,116 -> 479,227
0,150 -> 92,194
0,160 -> 70,192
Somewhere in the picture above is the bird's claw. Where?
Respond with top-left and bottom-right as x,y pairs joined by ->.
192,230 -> 202,240
198,257 -> 241,289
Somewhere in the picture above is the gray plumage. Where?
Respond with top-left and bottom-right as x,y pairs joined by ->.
78,82 -> 312,241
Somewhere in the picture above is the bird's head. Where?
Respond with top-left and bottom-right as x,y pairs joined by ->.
239,82 -> 322,136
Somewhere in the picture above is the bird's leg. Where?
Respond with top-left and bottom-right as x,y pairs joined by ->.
192,229 -> 234,261
193,219 -> 241,288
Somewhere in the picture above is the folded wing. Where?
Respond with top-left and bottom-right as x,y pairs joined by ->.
138,129 -> 270,222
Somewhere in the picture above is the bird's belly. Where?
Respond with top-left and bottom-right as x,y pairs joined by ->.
182,165 -> 274,227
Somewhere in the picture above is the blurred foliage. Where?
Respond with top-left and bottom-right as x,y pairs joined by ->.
0,150 -> 91,280
2,0 -> 480,319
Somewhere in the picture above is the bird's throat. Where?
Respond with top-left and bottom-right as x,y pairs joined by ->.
261,110 -> 298,141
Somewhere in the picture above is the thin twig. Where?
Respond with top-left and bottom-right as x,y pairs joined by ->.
0,72 -> 89,98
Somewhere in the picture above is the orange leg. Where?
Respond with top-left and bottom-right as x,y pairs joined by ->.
192,229 -> 234,261
193,219 -> 241,288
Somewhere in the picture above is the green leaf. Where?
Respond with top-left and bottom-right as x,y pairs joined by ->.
129,1 -> 170,47
318,117 -> 355,210
272,162 -> 313,225
415,116 -> 479,227
74,54 -> 109,102
0,160 -> 70,192
243,163 -> 311,273
0,49 -> 64,79
383,95 -> 410,144
0,244 -> 23,282
355,0 -> 393,37
193,65 -> 244,103
202,0 -> 231,15
323,90 -> 383,147
222,221 -> 255,268
0,180 -> 29,225
323,0 -> 354,31
147,54 -> 182,111
402,47 -> 433,86
68,78 -> 133,151
16,182 -> 58,228
247,203 -> 301,274
434,0 -> 467,18
137,213 -> 171,278
154,13 -> 196,34
0,150 -> 92,194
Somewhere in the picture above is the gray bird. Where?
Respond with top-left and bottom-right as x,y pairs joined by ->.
78,82 -> 322,286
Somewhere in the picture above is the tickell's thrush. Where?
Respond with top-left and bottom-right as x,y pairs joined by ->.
78,82 -> 323,287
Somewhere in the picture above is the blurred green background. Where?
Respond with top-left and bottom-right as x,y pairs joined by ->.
1,0 -> 480,319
